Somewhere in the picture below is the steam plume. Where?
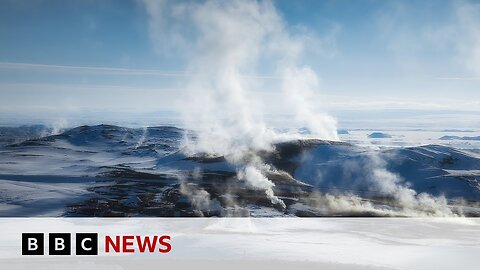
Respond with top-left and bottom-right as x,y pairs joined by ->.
142,0 -> 338,208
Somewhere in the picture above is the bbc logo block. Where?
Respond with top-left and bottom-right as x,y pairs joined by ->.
48,233 -> 71,255
22,233 -> 98,255
75,233 -> 98,255
22,233 -> 44,255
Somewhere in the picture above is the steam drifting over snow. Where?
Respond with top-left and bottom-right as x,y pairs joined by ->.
142,0 -> 338,208
138,0 -> 472,216
1,125 -> 480,217
1,1 -> 478,217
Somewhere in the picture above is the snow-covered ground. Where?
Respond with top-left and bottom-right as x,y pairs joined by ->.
0,176 -> 92,216
0,124 -> 479,217
0,218 -> 479,270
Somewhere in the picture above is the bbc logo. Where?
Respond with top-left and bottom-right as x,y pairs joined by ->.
22,233 -> 98,255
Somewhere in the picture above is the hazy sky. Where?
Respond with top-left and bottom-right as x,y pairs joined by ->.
0,0 -> 479,127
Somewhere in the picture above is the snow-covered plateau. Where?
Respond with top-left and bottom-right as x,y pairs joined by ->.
1,124 -> 479,217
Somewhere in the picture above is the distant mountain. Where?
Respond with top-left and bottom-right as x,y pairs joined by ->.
368,132 -> 392,138
439,135 -> 480,141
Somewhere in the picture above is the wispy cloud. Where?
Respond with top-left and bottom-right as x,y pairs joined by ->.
0,62 -> 280,79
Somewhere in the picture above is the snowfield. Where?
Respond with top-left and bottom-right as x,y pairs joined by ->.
0,124 -> 479,217
1,218 -> 479,270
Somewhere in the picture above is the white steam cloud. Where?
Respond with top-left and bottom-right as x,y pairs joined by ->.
142,0 -> 455,216
296,147 -> 456,217
367,154 -> 454,216
142,0 -> 338,208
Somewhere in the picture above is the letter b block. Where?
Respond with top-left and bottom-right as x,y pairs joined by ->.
22,233 -> 44,255
49,233 -> 71,255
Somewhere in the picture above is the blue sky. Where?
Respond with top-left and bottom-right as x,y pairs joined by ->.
0,0 -> 479,127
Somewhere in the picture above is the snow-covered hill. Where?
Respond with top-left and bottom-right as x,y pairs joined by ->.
0,124 -> 479,217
